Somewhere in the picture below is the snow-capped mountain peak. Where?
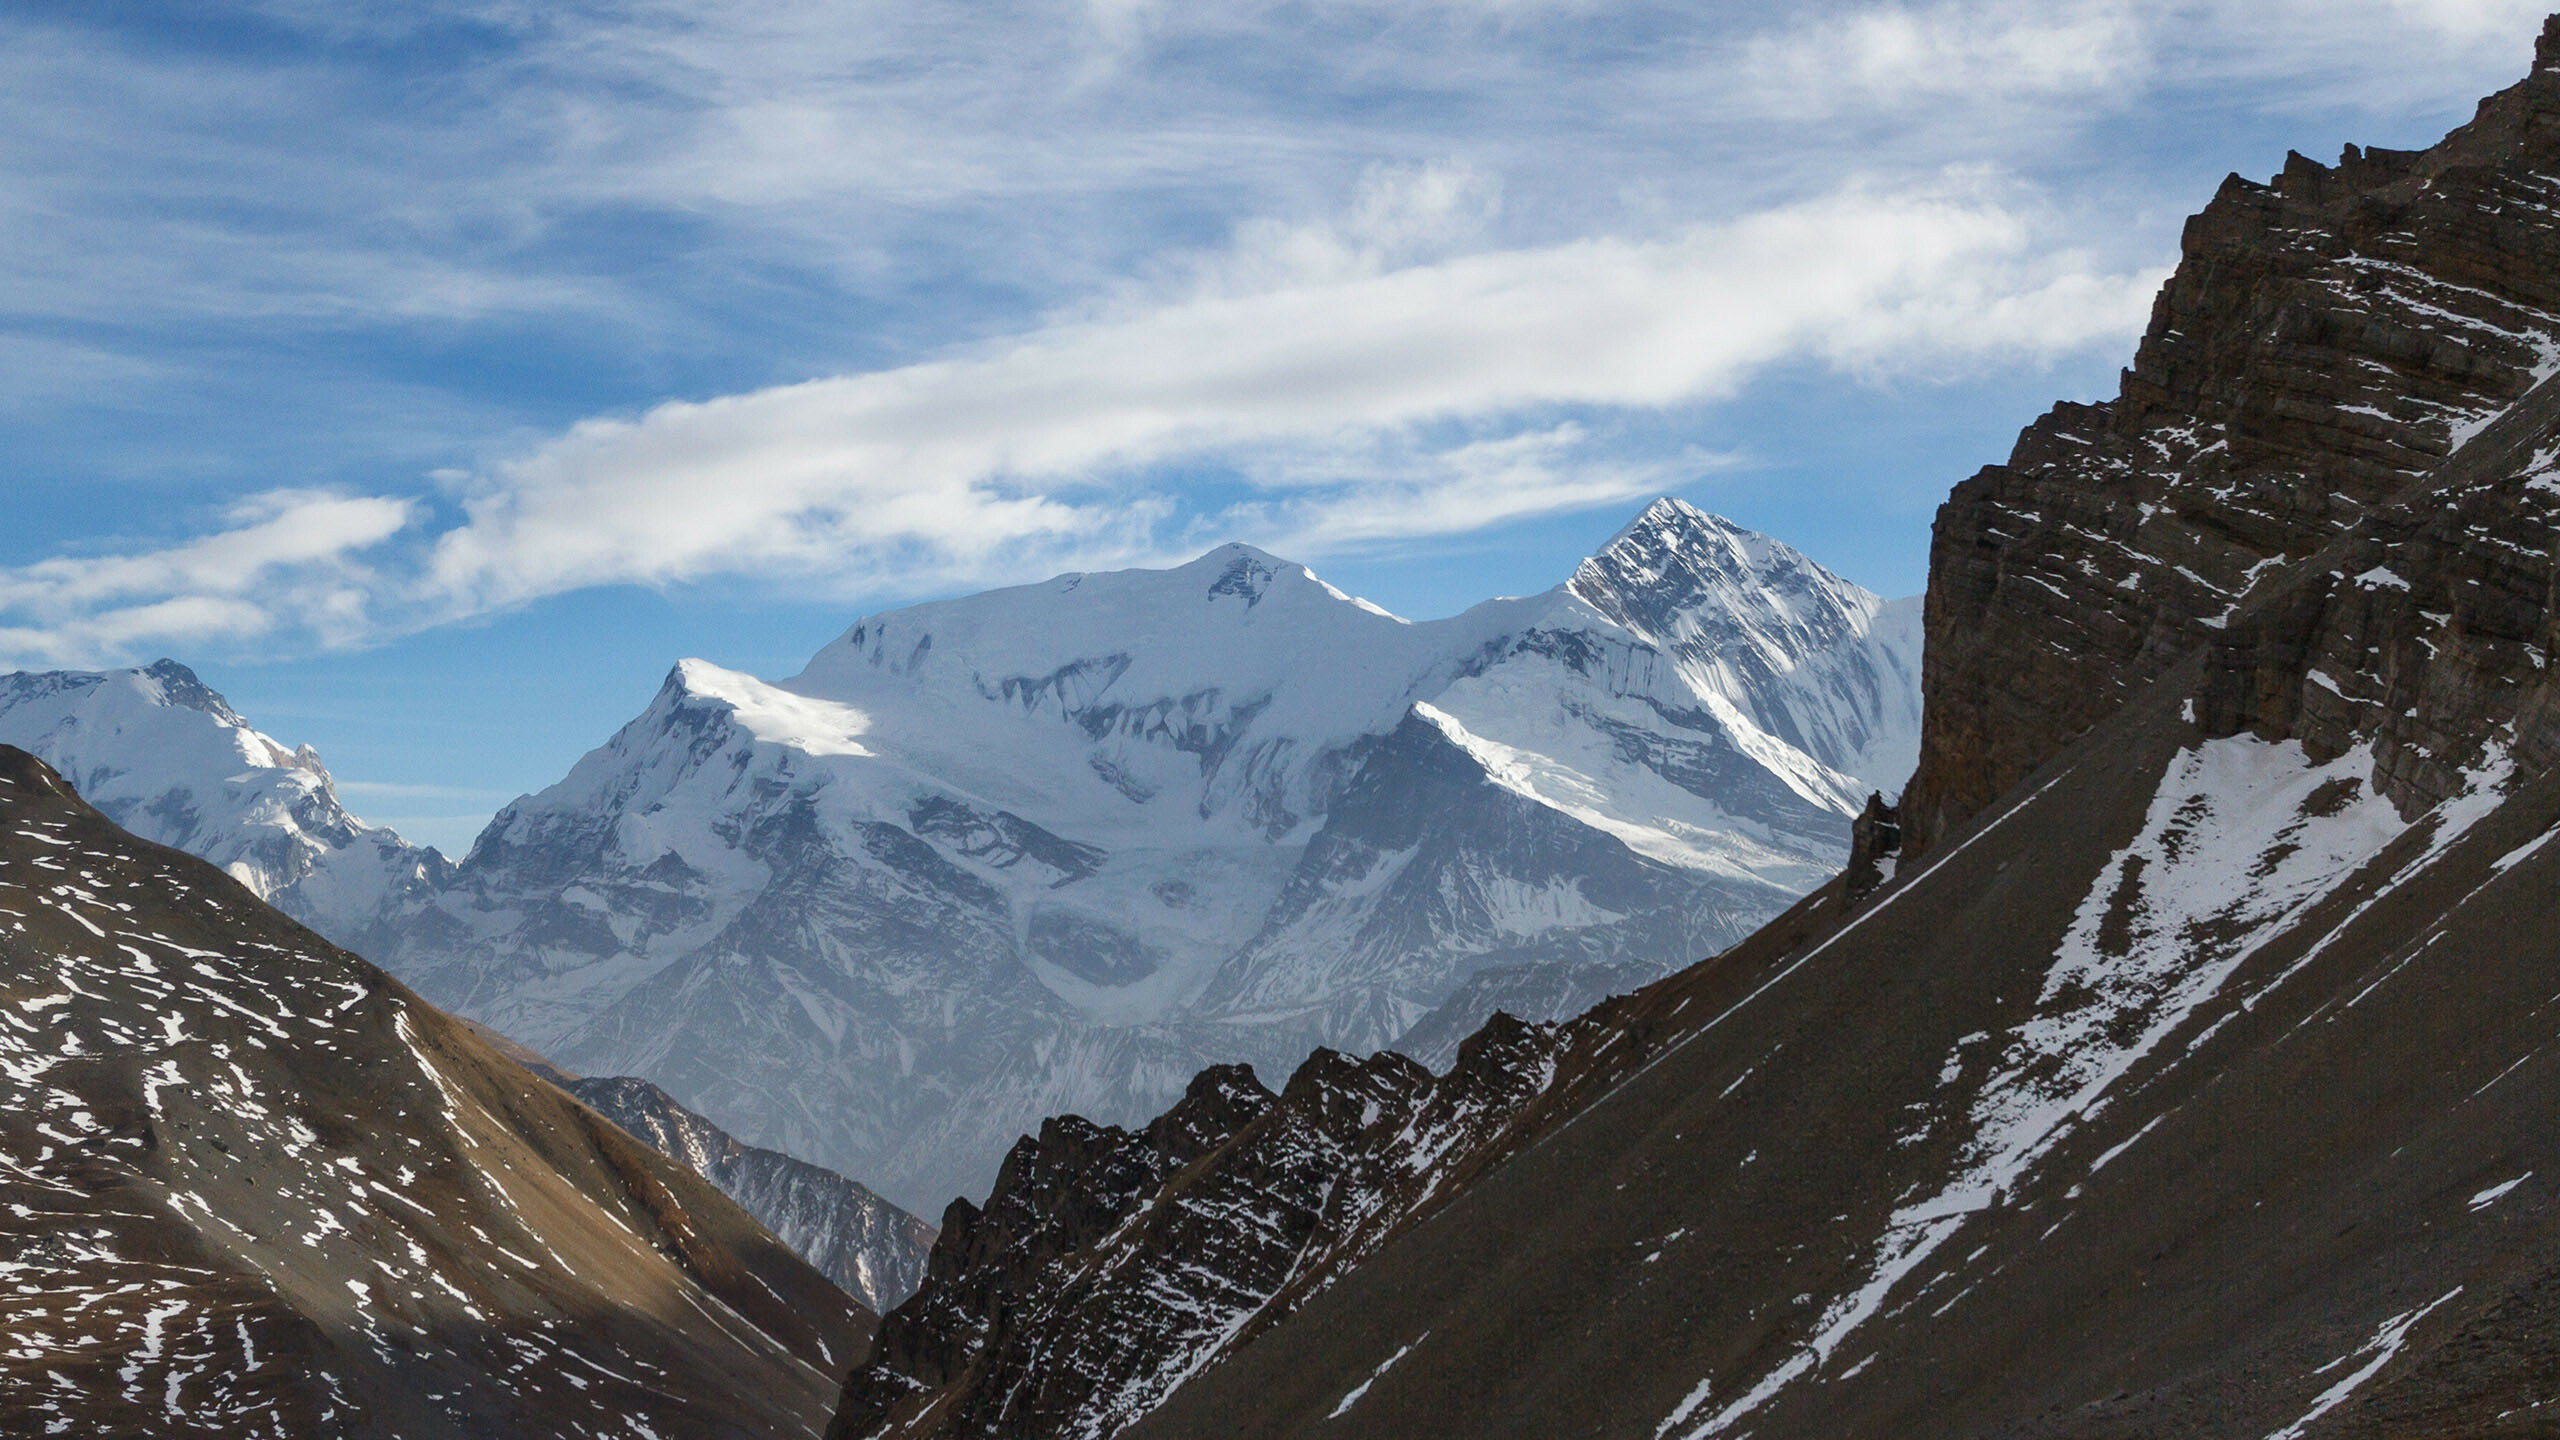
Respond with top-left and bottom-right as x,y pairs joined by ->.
354,499 -> 1922,1208
0,660 -> 447,933
1566,496 -> 1895,690
14,501 -> 1921,1212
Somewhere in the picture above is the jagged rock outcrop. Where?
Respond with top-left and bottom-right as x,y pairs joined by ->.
1902,22 -> 2560,857
0,746 -> 869,1439
1840,790 -> 1901,903
829,1009 -> 1672,1440
566,1076 -> 938,1312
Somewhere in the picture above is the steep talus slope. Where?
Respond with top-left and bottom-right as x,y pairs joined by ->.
566,1075 -> 937,1313
1137,677 -> 2560,1440
833,24 -> 2560,1440
373,502 -> 1917,1208
0,746 -> 871,1438
1903,27 -> 2560,856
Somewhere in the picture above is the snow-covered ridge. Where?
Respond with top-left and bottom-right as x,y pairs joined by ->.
0,659 -> 448,938
367,498 -> 1921,1209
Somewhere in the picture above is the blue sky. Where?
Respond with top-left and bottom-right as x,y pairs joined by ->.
2,0 -> 2549,851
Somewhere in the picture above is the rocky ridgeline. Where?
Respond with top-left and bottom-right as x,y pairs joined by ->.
1902,20 -> 2560,857
566,1076 -> 938,1313
828,1004 -> 1692,1440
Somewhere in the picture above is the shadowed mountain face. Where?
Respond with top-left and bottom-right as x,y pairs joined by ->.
565,1075 -> 938,1313
0,747 -> 871,1439
828,24 -> 2560,1440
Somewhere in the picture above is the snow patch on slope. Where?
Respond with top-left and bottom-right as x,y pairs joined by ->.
1670,733 -> 2514,1437
674,660 -> 875,758
1412,701 -> 1831,884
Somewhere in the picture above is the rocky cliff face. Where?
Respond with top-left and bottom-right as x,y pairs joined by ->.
566,1075 -> 938,1312
1901,25 -> 2560,857
830,1010 -> 1658,1440
0,746 -> 868,1439
827,22 -> 2560,1440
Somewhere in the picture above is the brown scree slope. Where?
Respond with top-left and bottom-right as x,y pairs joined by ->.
0,744 -> 874,1439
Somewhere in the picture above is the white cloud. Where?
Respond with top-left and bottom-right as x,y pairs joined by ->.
0,334 -> 165,410
1217,424 -> 1689,557
2172,0 -> 2550,110
2364,0 -> 2550,43
414,173 -> 2156,611
0,491 -> 414,667
0,172 -> 2158,667
1739,0 -> 2148,117
1731,0 -> 2552,125
1188,164 -> 1507,297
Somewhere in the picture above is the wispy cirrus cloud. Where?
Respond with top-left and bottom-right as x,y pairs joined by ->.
0,491 -> 415,666
0,167 -> 2161,666
1736,0 -> 2148,118
406,172 -> 2158,613
1,0 -> 2552,675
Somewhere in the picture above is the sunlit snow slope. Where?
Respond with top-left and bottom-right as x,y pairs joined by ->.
374,500 -> 1921,1209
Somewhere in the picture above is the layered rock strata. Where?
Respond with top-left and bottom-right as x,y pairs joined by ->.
1904,23 -> 2560,855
